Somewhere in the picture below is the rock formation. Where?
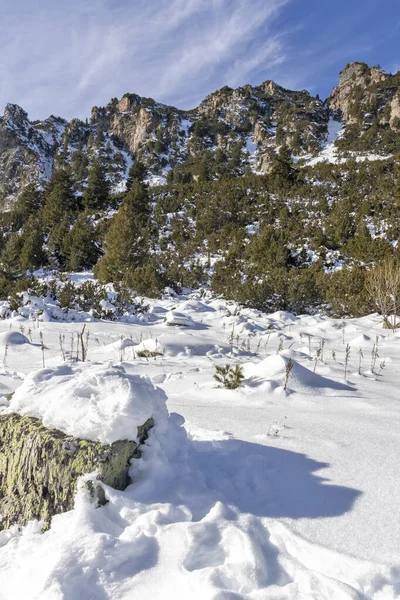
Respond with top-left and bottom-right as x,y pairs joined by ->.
0,413 -> 153,530
0,61 -> 399,206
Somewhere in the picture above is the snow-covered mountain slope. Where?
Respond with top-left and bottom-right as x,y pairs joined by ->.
1,61 -> 399,207
0,292 -> 399,599
302,117 -> 392,165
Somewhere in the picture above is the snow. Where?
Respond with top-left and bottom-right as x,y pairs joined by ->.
246,135 -> 257,156
179,118 -> 193,135
144,175 -> 166,187
0,295 -> 400,598
303,118 -> 392,165
326,117 -> 344,145
165,310 -> 193,326
6,363 -> 168,444
0,331 -> 30,346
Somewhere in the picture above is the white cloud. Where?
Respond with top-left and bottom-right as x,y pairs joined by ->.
0,0 -> 290,120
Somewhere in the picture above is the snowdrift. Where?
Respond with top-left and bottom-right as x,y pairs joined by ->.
7,363 -> 168,444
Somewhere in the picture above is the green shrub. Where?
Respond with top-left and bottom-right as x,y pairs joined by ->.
214,364 -> 245,390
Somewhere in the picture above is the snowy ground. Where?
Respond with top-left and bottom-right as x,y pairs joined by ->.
0,293 -> 400,599
301,118 -> 391,166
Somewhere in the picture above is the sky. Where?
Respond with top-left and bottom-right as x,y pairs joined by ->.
0,0 -> 399,121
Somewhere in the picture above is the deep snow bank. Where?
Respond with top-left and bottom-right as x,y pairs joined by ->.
6,363 -> 168,444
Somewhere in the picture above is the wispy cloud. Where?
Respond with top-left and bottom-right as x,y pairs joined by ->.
0,0 -> 398,120
0,0 -> 290,119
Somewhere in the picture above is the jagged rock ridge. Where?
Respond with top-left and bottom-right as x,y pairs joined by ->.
0,61 -> 399,206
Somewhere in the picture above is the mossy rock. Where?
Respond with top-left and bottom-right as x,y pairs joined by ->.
0,413 -> 153,530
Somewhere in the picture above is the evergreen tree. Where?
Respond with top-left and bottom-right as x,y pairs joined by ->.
43,169 -> 76,227
0,233 -> 24,274
96,125 -> 105,149
47,215 -> 71,269
83,159 -> 110,210
65,213 -> 101,271
95,181 -> 151,283
20,216 -> 47,271
12,184 -> 43,229
126,161 -> 147,190
270,144 -> 294,185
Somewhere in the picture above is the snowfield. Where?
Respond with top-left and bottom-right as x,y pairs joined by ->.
301,118 -> 392,166
0,291 -> 400,599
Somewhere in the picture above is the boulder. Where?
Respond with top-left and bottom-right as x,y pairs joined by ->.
0,413 -> 153,530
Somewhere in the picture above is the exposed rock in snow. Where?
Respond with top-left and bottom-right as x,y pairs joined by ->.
0,412 -> 153,530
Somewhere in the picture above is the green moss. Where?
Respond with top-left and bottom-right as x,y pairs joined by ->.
0,413 -> 153,531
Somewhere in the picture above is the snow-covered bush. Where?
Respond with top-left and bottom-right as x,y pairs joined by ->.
0,277 -> 149,321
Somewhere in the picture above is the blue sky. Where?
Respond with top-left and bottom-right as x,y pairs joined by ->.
0,0 -> 399,121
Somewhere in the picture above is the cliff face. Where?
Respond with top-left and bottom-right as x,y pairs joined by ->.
328,62 -> 388,121
0,105 -> 66,206
328,62 -> 400,129
0,61 -> 399,206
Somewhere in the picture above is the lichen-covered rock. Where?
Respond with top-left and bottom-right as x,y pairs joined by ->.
0,413 -> 153,530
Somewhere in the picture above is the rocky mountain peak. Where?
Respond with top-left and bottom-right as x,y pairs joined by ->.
328,62 -> 390,121
260,80 -> 281,96
3,103 -> 29,127
0,61 -> 399,207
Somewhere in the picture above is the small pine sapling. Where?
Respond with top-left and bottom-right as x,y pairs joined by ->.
268,416 -> 287,437
214,364 -> 245,390
85,329 -> 90,359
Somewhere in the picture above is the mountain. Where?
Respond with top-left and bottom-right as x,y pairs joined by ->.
1,61 -> 399,207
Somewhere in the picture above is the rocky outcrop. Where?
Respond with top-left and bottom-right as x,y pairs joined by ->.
0,105 -> 66,207
390,93 -> 400,129
327,62 -> 400,127
328,62 -> 388,121
0,413 -> 153,530
0,61 -> 399,205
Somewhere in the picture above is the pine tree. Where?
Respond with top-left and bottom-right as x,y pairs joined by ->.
20,216 -> 47,271
47,215 -> 71,269
96,125 -> 105,149
12,184 -> 43,230
43,169 -> 76,227
126,161 -> 147,190
0,233 -> 24,274
94,181 -> 151,283
65,213 -> 101,271
83,159 -> 110,210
